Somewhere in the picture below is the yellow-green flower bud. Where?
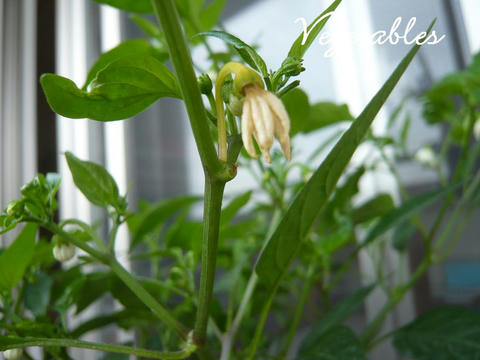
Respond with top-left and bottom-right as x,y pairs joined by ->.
232,64 -> 264,98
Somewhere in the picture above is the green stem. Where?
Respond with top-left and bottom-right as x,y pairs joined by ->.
220,209 -> 282,360
434,170 -> 480,255
59,218 -> 106,251
194,178 -> 226,345
378,146 -> 429,240
0,336 -> 195,359
46,224 -> 188,340
220,274 -> 258,360
246,282 -> 279,360
362,259 -> 430,347
109,215 -> 121,253
281,261 -> 316,358
151,0 -> 221,175
428,106 -> 476,242
207,93 -> 217,117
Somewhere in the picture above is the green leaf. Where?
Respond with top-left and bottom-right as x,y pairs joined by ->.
92,0 -> 153,13
288,0 -> 342,58
23,272 -> 53,316
65,152 -> 120,209
220,191 -> 252,226
299,325 -> 367,360
255,21 -> 435,286
83,39 -> 163,90
306,102 -> 354,132
282,88 -> 310,136
299,285 -> 374,355
283,88 -> 353,136
359,185 -> 456,249
198,30 -> 268,77
41,56 -> 180,121
130,196 -> 201,249
129,15 -> 163,39
0,223 -> 38,291
317,217 -> 353,255
351,193 -> 396,225
199,0 -> 226,30
392,220 -> 417,252
165,221 -> 203,258
393,306 -> 480,360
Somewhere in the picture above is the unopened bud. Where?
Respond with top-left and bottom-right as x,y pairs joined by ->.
6,200 -> 22,217
474,119 -> 480,141
281,56 -> 305,77
53,243 -> 76,262
227,94 -> 244,116
414,146 -> 437,168
198,73 -> 213,94
3,349 -> 23,360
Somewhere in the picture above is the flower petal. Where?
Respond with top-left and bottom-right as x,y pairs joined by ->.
252,95 -> 274,163
241,98 -> 258,158
265,92 -> 290,134
265,92 -> 291,160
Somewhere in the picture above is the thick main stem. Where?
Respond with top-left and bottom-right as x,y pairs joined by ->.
151,0 -> 221,175
194,178 -> 226,345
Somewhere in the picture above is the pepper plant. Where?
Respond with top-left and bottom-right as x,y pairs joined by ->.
1,1 -> 480,359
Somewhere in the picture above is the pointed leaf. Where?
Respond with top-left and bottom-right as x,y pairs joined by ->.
92,0 -> 153,13
288,0 -> 342,58
299,285 -> 375,355
352,193 -> 395,225
83,39 -> 163,90
130,196 -> 202,249
23,272 -> 53,316
255,21 -> 436,285
41,55 -> 180,121
359,185 -> 457,249
199,0 -> 227,30
198,30 -> 268,77
393,306 -> 480,360
299,325 -> 367,360
0,223 -> 38,291
391,219 -> 417,252
65,152 -> 120,209
221,191 -> 252,226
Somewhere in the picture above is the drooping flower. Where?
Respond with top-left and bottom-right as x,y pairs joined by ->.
241,84 -> 291,163
215,62 -> 291,163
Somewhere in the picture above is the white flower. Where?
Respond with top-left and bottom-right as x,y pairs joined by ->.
3,349 -> 23,360
474,119 -> 480,141
241,84 -> 291,163
53,243 -> 76,262
414,146 -> 437,168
